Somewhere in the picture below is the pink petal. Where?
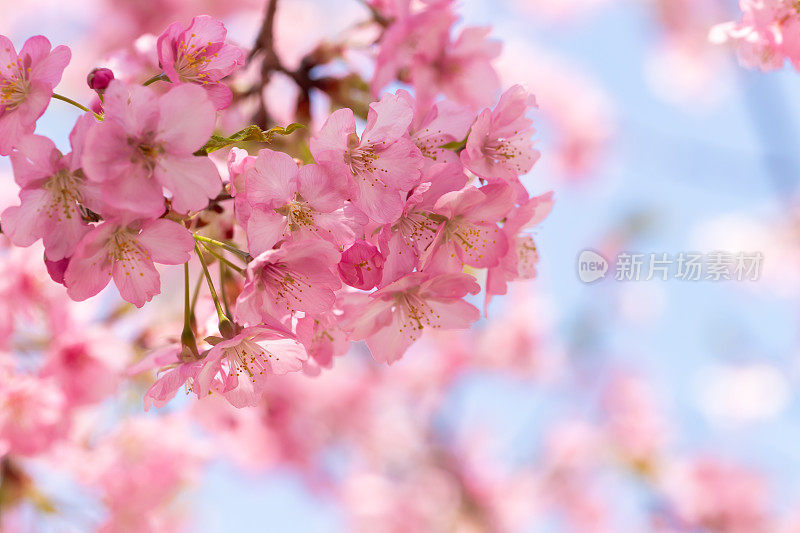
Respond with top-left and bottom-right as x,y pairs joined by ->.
64,227 -> 115,301
365,312 -> 416,364
354,178 -> 404,224
30,44 -> 70,87
0,107 -> 34,156
256,338 -> 307,374
245,207 -> 288,255
8,134 -> 58,186
1,190 -> 49,247
244,149 -> 297,207
203,82 -> 233,110
309,108 -> 354,157
155,154 -> 221,214
112,252 -> 161,308
297,163 -> 347,212
138,219 -> 194,265
157,84 -> 217,152
362,92 -> 414,144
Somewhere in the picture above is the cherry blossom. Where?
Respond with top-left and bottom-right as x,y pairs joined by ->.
63,218 -> 194,307
485,191 -> 553,310
341,272 -> 481,364
373,3 -> 501,111
377,161 -> 468,285
236,239 -> 342,326
236,148 -> 358,254
0,370 -> 67,456
711,0 -> 800,71
194,325 -> 308,407
0,35 -> 70,155
310,91 -> 424,223
461,84 -> 540,189
82,80 -> 221,217
2,115 -> 98,260
337,240 -> 385,290
422,182 -> 515,273
157,15 -> 246,109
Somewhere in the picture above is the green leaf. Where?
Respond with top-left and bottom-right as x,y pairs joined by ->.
195,123 -> 306,155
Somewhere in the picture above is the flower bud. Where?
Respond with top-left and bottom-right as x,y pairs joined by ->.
87,68 -> 114,91
337,241 -> 385,290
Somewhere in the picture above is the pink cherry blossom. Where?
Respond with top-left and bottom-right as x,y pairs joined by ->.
40,328 -> 129,407
485,191 -> 553,310
227,146 -> 255,197
194,326 -> 308,408
341,272 -> 481,364
236,239 -> 342,326
377,161 -> 468,285
82,80 -> 221,218
296,310 -> 349,375
157,15 -> 245,109
711,0 -> 800,72
0,369 -> 67,456
0,35 -> 70,155
373,1 -> 500,111
372,3 -> 456,96
78,415 -> 207,532
399,89 -> 474,167
63,218 -> 194,307
421,182 -> 515,273
338,240 -> 385,290
138,345 -> 203,410
413,26 -> 502,112
461,85 -> 540,187
237,148 -> 359,254
2,115 -> 99,260
599,373 -> 669,464
310,92 -> 424,223
662,457 -> 770,533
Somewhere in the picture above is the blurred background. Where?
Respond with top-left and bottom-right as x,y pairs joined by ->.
3,0 -> 800,531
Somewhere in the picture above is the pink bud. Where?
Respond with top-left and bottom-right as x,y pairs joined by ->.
87,68 -> 114,91
337,241 -> 385,290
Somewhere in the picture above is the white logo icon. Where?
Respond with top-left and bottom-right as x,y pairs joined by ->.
578,250 -> 608,283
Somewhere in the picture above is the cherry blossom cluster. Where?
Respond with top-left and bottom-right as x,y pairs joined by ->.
0,9 -> 552,410
711,0 -> 800,71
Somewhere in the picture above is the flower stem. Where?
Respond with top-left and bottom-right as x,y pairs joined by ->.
219,261 -> 233,318
143,73 -> 170,86
51,93 -> 103,120
195,244 -> 235,337
190,270 -> 203,319
200,242 -> 245,275
180,263 -> 199,357
193,234 -> 251,262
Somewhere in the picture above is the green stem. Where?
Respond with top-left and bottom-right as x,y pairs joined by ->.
219,261 -> 232,318
195,244 -> 235,337
200,242 -> 245,275
143,73 -> 169,86
189,270 -> 203,320
51,93 -> 103,120
180,263 -> 199,356
193,234 -> 251,261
